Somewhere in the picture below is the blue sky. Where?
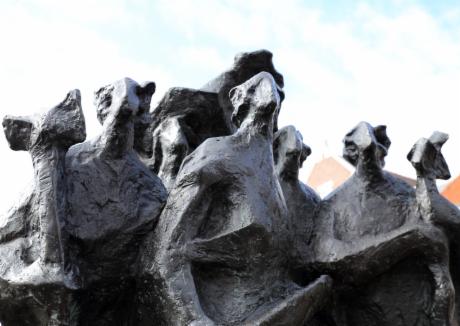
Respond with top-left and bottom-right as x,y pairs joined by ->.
1,0 -> 460,213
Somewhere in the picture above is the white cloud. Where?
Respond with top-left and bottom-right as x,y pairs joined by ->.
160,0 -> 460,179
1,0 -> 460,213
0,2 -> 173,214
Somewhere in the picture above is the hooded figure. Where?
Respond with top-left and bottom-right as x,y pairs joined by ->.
64,78 -> 167,325
273,126 -> 320,270
138,72 -> 331,326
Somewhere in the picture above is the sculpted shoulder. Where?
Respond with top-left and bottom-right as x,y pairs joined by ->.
321,176 -> 357,205
382,171 -> 416,196
176,136 -> 238,181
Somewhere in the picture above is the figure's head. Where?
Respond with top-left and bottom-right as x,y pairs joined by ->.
273,125 -> 311,179
3,90 -> 86,152
343,122 -> 390,168
233,50 -> 285,131
407,131 -> 450,180
233,50 -> 284,96
94,77 -> 155,126
229,72 -> 280,131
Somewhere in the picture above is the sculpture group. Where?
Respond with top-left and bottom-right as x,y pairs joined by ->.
0,50 -> 459,326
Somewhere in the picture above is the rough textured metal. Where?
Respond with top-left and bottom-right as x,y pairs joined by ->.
0,78 -> 167,326
201,49 -> 284,133
314,122 -> 455,326
140,88 -> 231,191
64,78 -> 167,325
1,90 -> 85,325
1,50 -> 460,326
409,132 -> 460,324
138,72 -> 331,326
136,50 -> 284,192
273,126 -> 320,271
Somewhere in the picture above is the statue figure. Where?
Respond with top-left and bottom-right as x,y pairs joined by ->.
408,132 -> 460,323
2,49 -> 460,326
64,78 -> 167,325
273,126 -> 320,271
138,72 -> 331,326
314,121 -> 453,326
201,49 -> 285,132
137,49 -> 284,191
0,90 -> 86,325
139,88 -> 231,190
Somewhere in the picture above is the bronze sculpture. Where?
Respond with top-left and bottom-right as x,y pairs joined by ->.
1,50 -> 459,326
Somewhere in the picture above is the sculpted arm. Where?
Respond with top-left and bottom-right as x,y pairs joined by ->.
154,174 -> 216,325
0,204 -> 29,243
314,206 -> 448,285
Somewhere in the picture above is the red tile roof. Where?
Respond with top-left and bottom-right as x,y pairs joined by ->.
307,156 -> 416,198
442,174 -> 460,205
307,157 -> 351,193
